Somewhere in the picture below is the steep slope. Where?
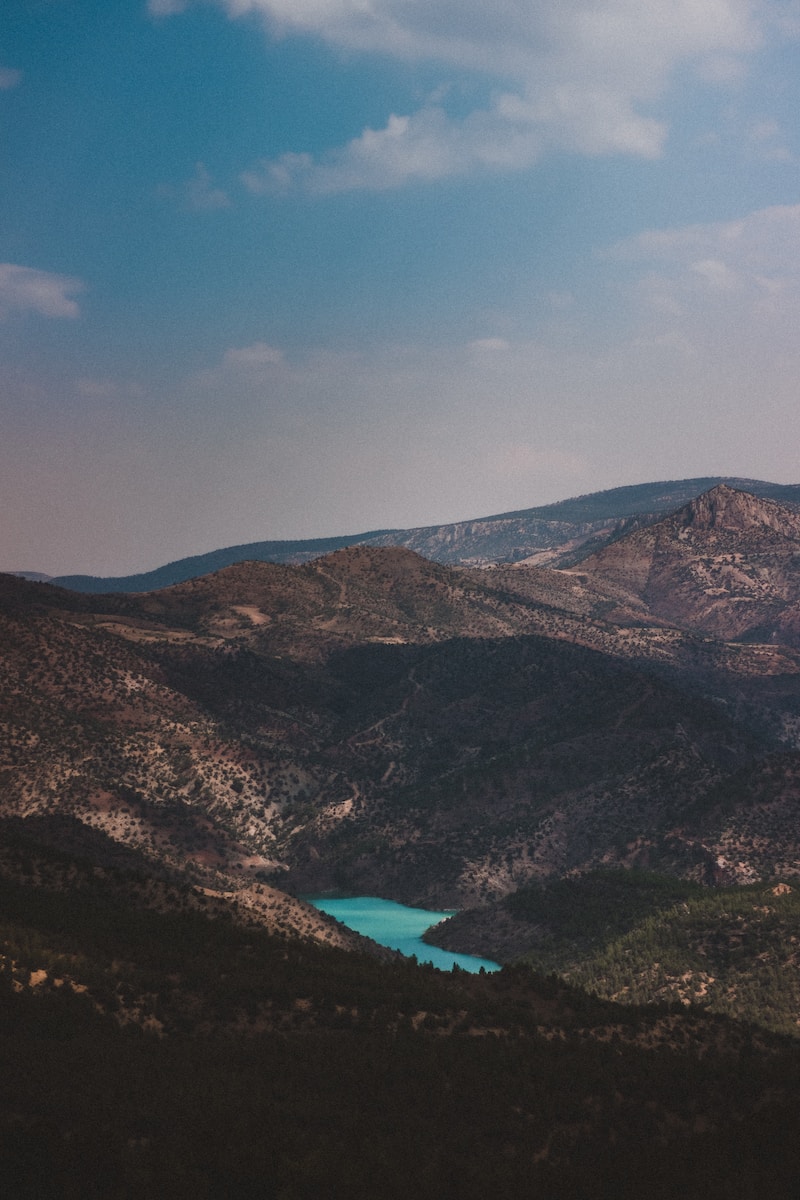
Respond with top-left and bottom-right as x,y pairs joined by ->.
10,503 -> 800,1195
274,632 -> 765,904
425,870 -> 704,965
567,879 -> 800,1035
110,544 -> 561,658
0,573 -> 372,943
574,484 -> 800,646
0,816 -> 390,970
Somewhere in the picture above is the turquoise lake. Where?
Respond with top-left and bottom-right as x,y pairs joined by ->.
306,896 -> 500,974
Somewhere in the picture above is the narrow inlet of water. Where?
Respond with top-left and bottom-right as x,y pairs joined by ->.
306,895 -> 500,974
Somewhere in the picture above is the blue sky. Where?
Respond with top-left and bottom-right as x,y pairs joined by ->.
2,0 -> 800,575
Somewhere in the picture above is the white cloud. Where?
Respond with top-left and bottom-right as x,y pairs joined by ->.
747,117 -> 793,160
164,1 -> 769,189
242,106 -> 543,193
187,0 -> 761,77
690,257 -> 742,290
0,264 -> 84,319
0,67 -> 22,90
603,203 -> 800,279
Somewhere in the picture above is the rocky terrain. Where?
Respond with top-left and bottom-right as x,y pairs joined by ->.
6,481 -> 800,1194
3,485 -> 800,917
575,483 -> 800,646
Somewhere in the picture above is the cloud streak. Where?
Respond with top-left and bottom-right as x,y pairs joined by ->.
158,162 -> 231,210
603,203 -> 800,333
605,203 -> 800,270
185,162 -> 231,210
0,264 -> 84,319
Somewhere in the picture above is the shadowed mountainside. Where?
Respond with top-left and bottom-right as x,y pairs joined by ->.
427,869 -> 800,1036
5,824 -> 800,1199
4,487 -> 800,919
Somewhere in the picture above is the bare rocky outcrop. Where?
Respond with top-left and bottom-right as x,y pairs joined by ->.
681,484 -> 800,538
575,484 -> 800,646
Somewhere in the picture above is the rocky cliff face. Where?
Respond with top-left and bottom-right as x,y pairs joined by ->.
575,484 -> 800,645
680,484 -> 800,538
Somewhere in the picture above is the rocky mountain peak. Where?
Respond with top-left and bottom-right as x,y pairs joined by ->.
680,484 -> 800,538
570,483 -> 800,646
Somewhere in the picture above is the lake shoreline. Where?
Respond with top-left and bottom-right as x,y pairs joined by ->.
305,895 -> 500,974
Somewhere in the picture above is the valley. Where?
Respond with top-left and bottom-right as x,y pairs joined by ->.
4,480 -> 800,1195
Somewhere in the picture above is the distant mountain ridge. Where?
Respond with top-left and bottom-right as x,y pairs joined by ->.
39,475 -> 800,593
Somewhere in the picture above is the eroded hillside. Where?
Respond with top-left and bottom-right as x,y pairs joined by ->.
4,487 -> 800,919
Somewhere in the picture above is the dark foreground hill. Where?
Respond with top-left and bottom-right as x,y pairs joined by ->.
42,476 -> 800,591
3,819 -> 800,1200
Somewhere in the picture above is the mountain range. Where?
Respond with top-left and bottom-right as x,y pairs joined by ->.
5,479 -> 800,1194
26,474 -> 800,592
5,480 -> 800,921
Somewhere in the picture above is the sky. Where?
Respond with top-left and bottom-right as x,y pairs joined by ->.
2,0 -> 800,577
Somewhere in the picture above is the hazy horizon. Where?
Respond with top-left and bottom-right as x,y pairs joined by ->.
12,472 -> 800,582
3,2 -> 800,576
